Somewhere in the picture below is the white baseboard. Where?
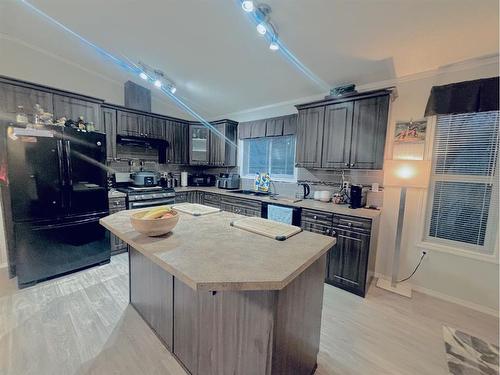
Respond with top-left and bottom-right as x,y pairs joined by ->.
374,273 -> 499,318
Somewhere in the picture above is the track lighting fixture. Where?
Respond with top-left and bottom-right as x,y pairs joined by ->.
256,23 -> 267,35
137,62 -> 177,94
269,40 -> 279,51
241,0 -> 254,12
241,2 -> 281,52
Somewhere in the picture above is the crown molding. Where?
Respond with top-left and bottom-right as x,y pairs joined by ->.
219,54 -> 499,121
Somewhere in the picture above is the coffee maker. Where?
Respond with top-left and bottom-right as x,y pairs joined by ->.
349,185 -> 366,209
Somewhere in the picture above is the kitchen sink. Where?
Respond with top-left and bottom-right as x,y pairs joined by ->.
232,189 -> 271,197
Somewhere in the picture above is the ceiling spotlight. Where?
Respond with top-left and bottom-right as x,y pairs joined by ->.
256,23 -> 267,35
269,40 -> 279,51
169,85 -> 177,94
154,79 -> 162,88
241,0 -> 254,12
139,72 -> 148,80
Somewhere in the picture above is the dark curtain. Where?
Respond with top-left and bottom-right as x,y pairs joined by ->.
425,76 -> 499,116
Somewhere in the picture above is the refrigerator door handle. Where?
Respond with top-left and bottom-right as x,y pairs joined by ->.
57,139 -> 65,187
64,140 -> 73,186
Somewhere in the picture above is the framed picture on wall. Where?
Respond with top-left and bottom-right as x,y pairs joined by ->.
394,119 -> 427,144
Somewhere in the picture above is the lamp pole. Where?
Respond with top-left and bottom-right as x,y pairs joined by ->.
391,186 -> 407,287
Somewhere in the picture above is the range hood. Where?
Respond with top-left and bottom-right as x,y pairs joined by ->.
116,134 -> 169,163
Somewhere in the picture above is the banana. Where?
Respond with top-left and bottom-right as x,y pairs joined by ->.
142,206 -> 172,219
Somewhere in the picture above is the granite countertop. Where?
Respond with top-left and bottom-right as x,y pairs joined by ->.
100,209 -> 335,292
175,186 -> 381,219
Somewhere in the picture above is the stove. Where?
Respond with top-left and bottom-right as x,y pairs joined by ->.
117,186 -> 176,209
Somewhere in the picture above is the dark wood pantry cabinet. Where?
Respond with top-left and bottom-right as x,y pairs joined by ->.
295,89 -> 391,170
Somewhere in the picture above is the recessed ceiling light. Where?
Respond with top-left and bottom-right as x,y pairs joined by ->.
154,80 -> 162,88
241,1 -> 254,12
256,23 -> 267,35
139,72 -> 148,80
169,86 -> 177,94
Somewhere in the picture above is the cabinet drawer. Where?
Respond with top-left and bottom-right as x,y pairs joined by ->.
109,198 -> 126,211
301,209 -> 334,225
332,215 -> 371,232
203,193 -> 221,202
220,196 -> 262,211
175,192 -> 188,204
301,221 -> 334,236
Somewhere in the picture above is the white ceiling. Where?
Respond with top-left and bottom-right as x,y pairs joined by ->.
1,0 -> 498,120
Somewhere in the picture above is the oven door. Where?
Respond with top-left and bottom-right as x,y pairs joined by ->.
128,197 -> 175,210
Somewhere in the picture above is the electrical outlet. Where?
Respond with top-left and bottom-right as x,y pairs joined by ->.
342,181 -> 350,190
421,250 -> 427,257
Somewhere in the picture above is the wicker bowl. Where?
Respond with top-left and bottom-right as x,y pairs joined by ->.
130,209 -> 179,236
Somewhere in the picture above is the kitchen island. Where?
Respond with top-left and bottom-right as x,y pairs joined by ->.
100,208 -> 336,375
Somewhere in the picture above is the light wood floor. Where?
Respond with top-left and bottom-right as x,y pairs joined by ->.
0,254 -> 497,375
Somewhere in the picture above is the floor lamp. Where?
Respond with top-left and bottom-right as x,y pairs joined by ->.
376,159 -> 431,298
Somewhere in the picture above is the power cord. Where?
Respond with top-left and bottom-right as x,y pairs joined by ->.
397,251 -> 427,283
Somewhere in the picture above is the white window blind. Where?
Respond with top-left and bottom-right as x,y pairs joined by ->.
426,111 -> 499,252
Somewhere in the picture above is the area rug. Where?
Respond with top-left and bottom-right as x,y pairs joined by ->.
443,326 -> 499,375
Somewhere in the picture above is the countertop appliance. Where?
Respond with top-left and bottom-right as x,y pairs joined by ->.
261,202 -> 301,226
4,125 -> 110,288
349,185 -> 366,209
117,186 -> 175,209
216,173 -> 240,190
131,171 -> 157,187
188,173 -> 215,187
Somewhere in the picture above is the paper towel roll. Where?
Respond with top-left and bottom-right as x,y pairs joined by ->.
181,171 -> 188,187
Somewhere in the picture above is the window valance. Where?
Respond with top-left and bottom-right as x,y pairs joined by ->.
424,76 -> 499,117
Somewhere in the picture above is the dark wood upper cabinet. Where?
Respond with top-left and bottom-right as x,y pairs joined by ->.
189,124 -> 209,165
350,96 -> 389,170
295,90 -> 391,170
321,102 -> 353,169
101,107 -> 117,160
116,110 -> 143,136
164,120 -> 189,164
53,95 -> 101,130
0,82 -> 53,122
295,106 -> 325,168
208,120 -> 238,167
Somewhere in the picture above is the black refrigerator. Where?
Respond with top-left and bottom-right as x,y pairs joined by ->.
5,125 -> 110,288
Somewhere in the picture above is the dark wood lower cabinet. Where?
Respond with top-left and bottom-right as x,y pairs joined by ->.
301,209 -> 375,297
326,228 -> 370,296
129,246 -> 326,375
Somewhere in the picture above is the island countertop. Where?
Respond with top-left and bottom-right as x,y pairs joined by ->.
100,209 -> 335,292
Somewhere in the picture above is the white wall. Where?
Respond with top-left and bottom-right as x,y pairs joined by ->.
223,57 -> 500,314
377,59 -> 499,314
0,34 -> 190,119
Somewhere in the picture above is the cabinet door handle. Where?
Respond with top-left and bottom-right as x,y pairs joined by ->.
345,163 -> 349,167
313,215 -> 318,220
347,222 -> 352,227
350,163 -> 355,167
